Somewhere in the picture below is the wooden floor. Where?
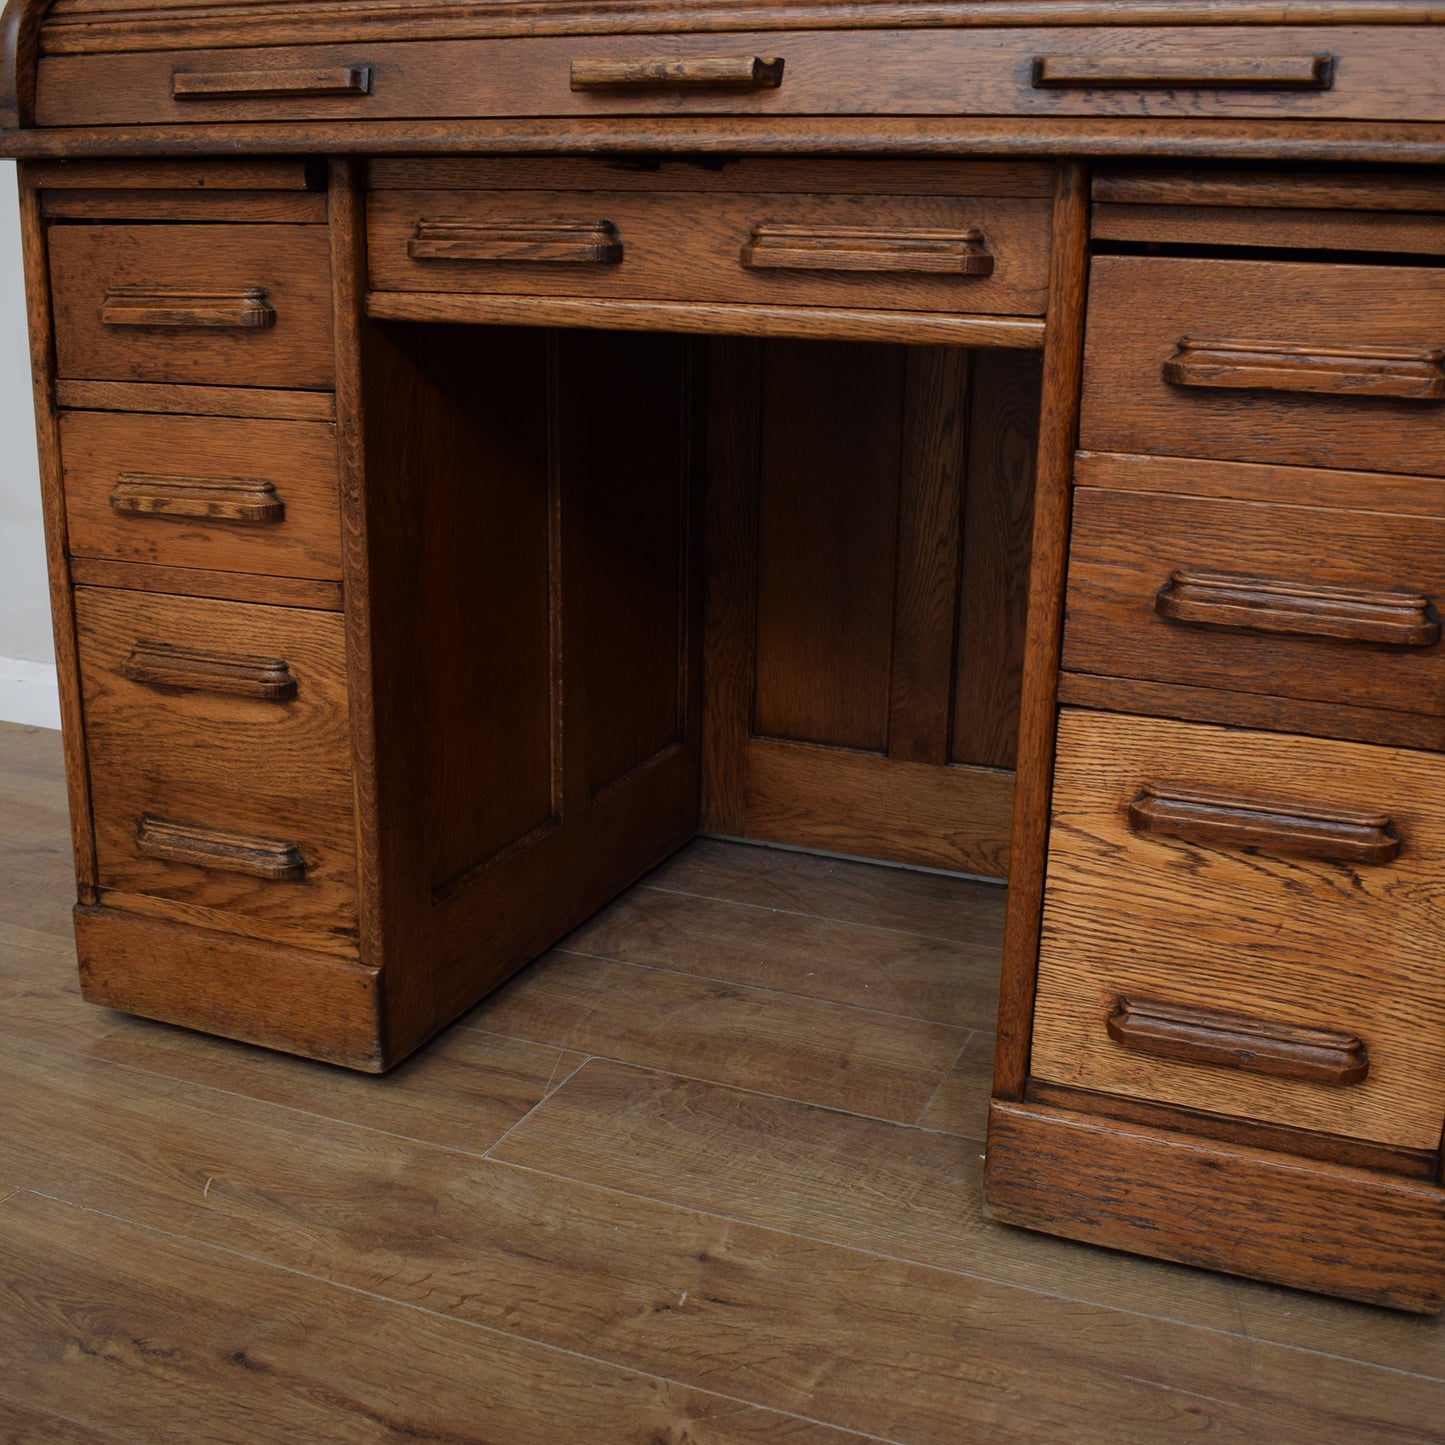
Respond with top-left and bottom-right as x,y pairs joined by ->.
3,721 -> 1444,1442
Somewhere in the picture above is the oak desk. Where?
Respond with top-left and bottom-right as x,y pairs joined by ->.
6,0 -> 1445,1311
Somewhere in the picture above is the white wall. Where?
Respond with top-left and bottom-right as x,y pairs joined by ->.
0,158 -> 60,728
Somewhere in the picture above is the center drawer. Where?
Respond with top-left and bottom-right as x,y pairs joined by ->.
1032,709 -> 1445,1152
368,185 -> 1052,317
76,587 -> 358,956
1080,255 -> 1445,477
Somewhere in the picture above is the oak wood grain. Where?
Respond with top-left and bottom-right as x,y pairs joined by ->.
1032,709 -> 1445,1149
54,378 -> 336,421
49,223 -> 334,390
76,587 -> 357,952
5,1034 -> 1441,1442
0,1191 -> 861,1445
986,1099 -> 1445,1311
1081,255 -> 1445,476
561,882 -> 1000,1028
469,947 -> 965,1122
61,410 -> 342,582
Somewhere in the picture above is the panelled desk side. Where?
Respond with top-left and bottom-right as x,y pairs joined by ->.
6,0 -> 1445,1312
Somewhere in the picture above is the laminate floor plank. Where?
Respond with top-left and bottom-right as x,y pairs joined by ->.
0,1394 -> 123,1444
8,1036 -> 1436,1443
0,1190 -> 865,1445
464,948 -> 965,1122
562,884 -> 999,1028
0,922 -> 589,1153
917,1031 -> 995,1136
5,724 -> 1441,1440
648,837 -> 1006,947
493,1058 -> 1445,1384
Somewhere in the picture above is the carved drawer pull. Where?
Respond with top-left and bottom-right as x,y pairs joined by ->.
1108,996 -> 1369,1086
173,65 -> 373,100
101,287 -> 276,331
136,817 -> 306,881
1156,570 -> 1441,648
571,55 -> 784,91
408,218 -> 623,265
110,473 -> 285,525
1128,783 -> 1400,865
740,225 -> 994,276
122,643 -> 298,702
1164,339 -> 1445,400
1032,54 -> 1335,90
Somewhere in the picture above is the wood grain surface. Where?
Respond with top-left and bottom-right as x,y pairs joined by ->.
60,410 -> 342,582
1032,709 -> 1445,1150
33,27 -> 1445,127
48,222 -> 334,390
7,725 -> 1445,1436
1064,483 -> 1445,718
371,186 -> 1052,316
1081,255 -> 1445,476
75,587 -> 358,953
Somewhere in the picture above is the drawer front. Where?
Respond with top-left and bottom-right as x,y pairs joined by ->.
369,188 -> 1051,317
61,411 -> 342,582
1080,256 -> 1445,477
49,224 -> 334,390
1033,709 -> 1445,1151
33,28 -> 1445,126
1064,484 -> 1445,719
76,587 -> 357,953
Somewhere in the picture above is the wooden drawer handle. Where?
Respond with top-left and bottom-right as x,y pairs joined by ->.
101,287 -> 276,332
571,56 -> 784,91
1108,996 -> 1369,1086
408,218 -> 623,265
110,473 -> 285,526
173,65 -> 372,100
1156,570 -> 1441,648
122,643 -> 298,702
1032,53 -> 1334,90
740,225 -> 994,276
1128,783 -> 1399,865
1164,339 -> 1445,400
136,817 -> 306,881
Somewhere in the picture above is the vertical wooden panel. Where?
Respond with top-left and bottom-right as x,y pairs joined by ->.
752,340 -> 904,754
952,349 -> 1042,771
888,346 -> 970,766
700,337 -> 762,835
409,324 -> 555,892
992,161 -> 1090,1101
559,329 -> 689,796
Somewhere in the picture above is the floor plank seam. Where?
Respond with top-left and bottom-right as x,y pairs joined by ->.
0,1390 -> 132,1444
452,1026 -> 958,1129
476,1159 -> 1445,1384
15,1189 -> 900,1445
545,944 -> 984,1034
1,1031 -> 572,1166
912,1032 -> 978,1127
482,1054 -> 597,1162
638,879 -> 1005,951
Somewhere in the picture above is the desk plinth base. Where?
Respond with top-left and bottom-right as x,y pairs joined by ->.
984,1099 -> 1445,1314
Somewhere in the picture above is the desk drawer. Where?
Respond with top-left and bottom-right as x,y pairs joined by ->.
1064,483 -> 1445,719
1080,256 -> 1445,477
76,587 -> 357,954
369,187 -> 1051,317
32,28 -> 1445,126
49,224 -> 334,390
1032,710 -> 1445,1152
61,411 -> 342,582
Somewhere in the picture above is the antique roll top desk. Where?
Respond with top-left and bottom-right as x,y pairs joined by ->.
6,0 -> 1445,1312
